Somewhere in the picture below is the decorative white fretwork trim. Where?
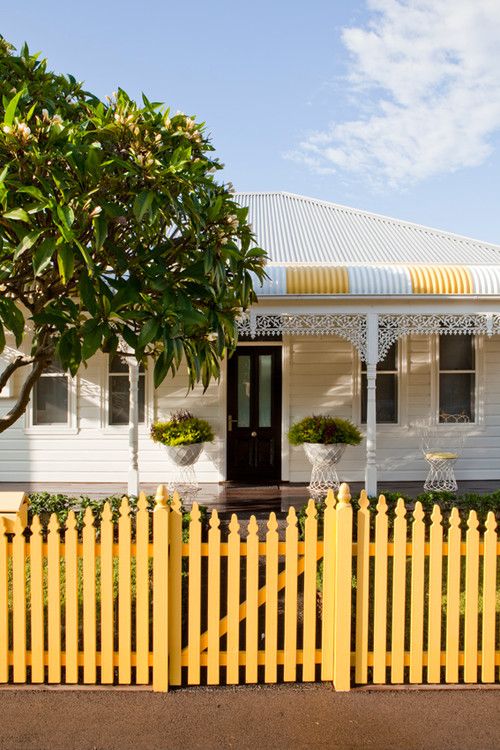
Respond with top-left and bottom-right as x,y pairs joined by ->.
378,314 -> 500,361
238,312 -> 500,363
238,313 -> 367,359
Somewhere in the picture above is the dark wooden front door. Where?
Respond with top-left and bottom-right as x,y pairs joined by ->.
227,346 -> 282,482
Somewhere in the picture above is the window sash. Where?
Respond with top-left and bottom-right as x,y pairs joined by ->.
108,370 -> 146,426
438,335 -> 475,423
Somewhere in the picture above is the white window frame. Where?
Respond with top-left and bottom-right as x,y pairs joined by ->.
431,334 -> 483,427
26,366 -> 78,434
355,338 -> 408,428
102,354 -> 152,431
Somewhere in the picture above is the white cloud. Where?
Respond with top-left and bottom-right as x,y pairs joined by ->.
288,0 -> 500,187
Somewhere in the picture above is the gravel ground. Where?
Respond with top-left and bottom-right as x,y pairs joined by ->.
0,684 -> 498,750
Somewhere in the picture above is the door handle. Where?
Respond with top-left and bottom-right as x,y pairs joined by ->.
228,415 -> 237,432
251,431 -> 257,437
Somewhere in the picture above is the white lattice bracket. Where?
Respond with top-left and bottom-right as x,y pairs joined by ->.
378,313 -> 499,362
238,313 -> 367,359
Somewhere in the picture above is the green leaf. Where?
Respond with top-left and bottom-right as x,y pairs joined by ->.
33,237 -> 56,275
138,319 -> 160,349
57,245 -> 74,284
133,191 -> 154,222
0,299 -> 25,346
56,204 -> 74,229
0,321 -> 5,354
17,186 -> 46,202
154,348 -> 173,388
92,214 -> 108,252
81,321 -> 102,361
14,229 -> 43,260
4,89 -> 24,126
79,272 -> 98,315
3,207 -> 30,222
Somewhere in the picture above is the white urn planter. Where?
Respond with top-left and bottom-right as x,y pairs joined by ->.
303,442 -> 347,499
165,443 -> 205,501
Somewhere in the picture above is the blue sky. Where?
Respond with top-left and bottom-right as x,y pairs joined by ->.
3,0 -> 500,243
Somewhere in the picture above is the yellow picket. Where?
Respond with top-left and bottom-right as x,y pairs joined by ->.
265,512 -> 279,683
332,483 -> 353,691
152,485 -> 169,692
427,505 -> 443,683
0,518 -> 7,683
168,492 -> 183,686
29,515 -> 44,683
409,502 -> 425,684
445,508 -> 461,683
99,503 -> 114,684
354,490 -> 370,684
82,507 -> 96,684
118,498 -> 132,684
207,510 -> 221,685
284,507 -> 298,682
188,502 -> 202,685
135,493 -> 150,685
481,512 -> 497,683
64,511 -> 78,684
320,491 -> 336,682
47,514 -> 61,683
227,514 -> 241,684
303,500 -> 317,681
464,511 -> 479,683
373,494 -> 388,683
391,498 -> 407,684
12,513 -> 26,683
245,515 -> 259,684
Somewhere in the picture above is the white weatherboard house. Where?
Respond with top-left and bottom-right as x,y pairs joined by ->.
2,191 -> 500,496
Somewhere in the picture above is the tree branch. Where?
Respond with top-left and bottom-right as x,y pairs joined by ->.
0,357 -> 49,433
0,356 -> 35,394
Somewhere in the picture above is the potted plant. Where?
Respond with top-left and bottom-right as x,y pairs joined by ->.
150,409 -> 215,464
288,415 -> 363,498
150,410 -> 215,500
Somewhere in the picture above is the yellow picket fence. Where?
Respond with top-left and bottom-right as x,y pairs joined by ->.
0,483 -> 498,690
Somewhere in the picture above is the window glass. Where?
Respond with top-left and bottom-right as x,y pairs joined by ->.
361,342 -> 398,424
108,356 -> 145,425
33,375 -> 68,424
440,334 -> 473,371
439,374 -> 474,422
259,354 -> 272,428
237,355 -> 251,428
439,335 -> 475,422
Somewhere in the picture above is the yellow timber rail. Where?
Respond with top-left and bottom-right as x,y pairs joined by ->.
0,483 -> 498,690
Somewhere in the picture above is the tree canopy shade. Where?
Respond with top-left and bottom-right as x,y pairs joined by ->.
0,38 -> 266,432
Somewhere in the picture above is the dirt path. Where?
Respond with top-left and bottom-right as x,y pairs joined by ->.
0,684 -> 498,750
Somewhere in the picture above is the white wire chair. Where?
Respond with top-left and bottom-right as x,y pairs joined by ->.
419,413 -> 469,492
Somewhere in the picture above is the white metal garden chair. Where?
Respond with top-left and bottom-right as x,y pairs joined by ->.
420,413 -> 469,492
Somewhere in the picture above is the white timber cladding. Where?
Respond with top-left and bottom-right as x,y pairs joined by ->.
0,333 -> 500,483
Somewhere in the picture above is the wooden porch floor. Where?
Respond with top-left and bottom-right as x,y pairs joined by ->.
1,480 -> 499,514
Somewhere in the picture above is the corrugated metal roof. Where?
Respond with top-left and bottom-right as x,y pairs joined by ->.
236,192 -> 500,266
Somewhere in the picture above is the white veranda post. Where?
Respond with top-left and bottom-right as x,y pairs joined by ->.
365,313 -> 378,497
128,360 -> 140,497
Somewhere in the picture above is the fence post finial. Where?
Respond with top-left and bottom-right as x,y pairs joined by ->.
337,482 -> 351,504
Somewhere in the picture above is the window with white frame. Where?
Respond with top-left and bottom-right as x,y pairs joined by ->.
32,359 -> 69,425
438,334 -> 475,422
108,355 -> 145,426
361,342 -> 398,424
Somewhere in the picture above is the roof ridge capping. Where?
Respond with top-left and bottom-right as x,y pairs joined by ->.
235,191 -> 500,252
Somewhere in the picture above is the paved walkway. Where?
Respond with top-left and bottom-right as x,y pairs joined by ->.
0,685 -> 498,750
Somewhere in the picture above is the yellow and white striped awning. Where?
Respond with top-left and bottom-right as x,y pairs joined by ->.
255,264 -> 500,296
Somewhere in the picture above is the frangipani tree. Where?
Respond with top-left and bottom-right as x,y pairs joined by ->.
0,38 -> 266,432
